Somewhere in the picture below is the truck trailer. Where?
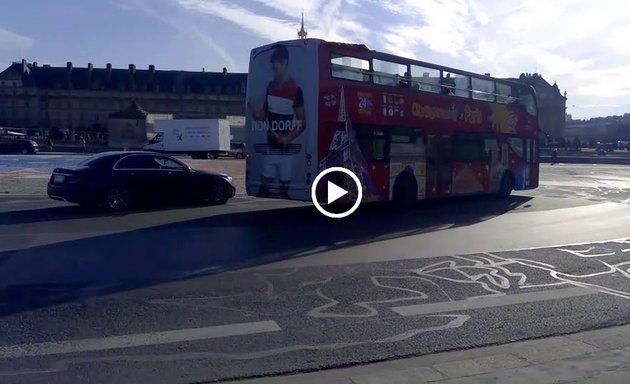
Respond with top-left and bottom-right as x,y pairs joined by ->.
143,119 -> 231,159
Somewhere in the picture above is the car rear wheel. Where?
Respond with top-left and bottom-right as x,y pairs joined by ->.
21,148 -> 28,154
208,182 -> 230,205
235,152 -> 244,159
106,187 -> 132,211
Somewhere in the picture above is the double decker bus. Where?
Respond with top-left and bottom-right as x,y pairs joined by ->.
245,39 -> 539,205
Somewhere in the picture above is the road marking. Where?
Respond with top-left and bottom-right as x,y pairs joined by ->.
391,287 -> 597,316
0,320 -> 281,359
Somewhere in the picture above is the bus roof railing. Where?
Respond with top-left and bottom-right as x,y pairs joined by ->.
330,63 -> 536,114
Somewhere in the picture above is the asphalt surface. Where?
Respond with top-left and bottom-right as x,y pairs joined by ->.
2,161 -> 630,383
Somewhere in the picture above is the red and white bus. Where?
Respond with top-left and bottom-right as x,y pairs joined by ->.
245,39 -> 539,205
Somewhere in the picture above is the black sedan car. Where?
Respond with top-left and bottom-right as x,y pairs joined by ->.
0,139 -> 39,154
47,151 -> 236,211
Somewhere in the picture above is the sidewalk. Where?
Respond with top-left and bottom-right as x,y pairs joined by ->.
230,323 -> 630,384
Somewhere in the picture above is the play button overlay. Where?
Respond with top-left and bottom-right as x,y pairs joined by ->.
311,166 -> 363,219
326,181 -> 348,204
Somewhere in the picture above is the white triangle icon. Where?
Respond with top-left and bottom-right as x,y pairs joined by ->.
327,180 -> 348,204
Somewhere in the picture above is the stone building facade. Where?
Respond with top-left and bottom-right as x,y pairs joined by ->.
0,60 -> 247,138
509,73 -> 567,142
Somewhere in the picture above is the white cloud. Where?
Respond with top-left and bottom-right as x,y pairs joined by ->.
0,27 -> 33,50
175,0 -> 369,43
251,0 -> 324,18
176,0 -> 298,41
174,0 -> 630,119
121,0 -> 236,68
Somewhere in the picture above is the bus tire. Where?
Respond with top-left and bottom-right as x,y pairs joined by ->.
499,172 -> 514,198
392,173 -> 417,208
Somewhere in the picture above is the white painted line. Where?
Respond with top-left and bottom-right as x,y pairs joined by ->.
391,287 -> 597,316
490,236 -> 630,254
0,320 -> 281,359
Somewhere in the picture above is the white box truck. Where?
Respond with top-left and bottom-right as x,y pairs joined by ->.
144,119 -> 231,159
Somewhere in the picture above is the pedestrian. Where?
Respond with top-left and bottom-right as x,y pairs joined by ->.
82,136 -> 87,152
47,136 -> 53,151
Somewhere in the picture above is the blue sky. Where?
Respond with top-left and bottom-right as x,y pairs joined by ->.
1,0 -> 629,120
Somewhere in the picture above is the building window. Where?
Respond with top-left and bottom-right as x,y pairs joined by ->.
12,82 -> 17,87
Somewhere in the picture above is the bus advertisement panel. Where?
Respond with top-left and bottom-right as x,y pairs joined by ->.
245,41 -> 318,201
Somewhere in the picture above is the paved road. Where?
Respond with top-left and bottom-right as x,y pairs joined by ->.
1,164 -> 630,383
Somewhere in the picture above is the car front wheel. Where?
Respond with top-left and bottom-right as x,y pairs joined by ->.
106,187 -> 132,211
208,182 -> 230,205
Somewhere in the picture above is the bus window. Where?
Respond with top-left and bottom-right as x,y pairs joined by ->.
496,83 -> 511,104
520,92 -> 537,116
453,133 -> 483,162
471,77 -> 495,102
330,54 -> 370,82
372,59 -> 408,87
442,72 -> 470,98
410,65 -> 440,93
356,127 -> 388,161
507,136 -> 525,158
391,134 -> 413,143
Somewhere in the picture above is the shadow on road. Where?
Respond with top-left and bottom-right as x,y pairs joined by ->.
0,204 -> 130,224
0,200 -> 234,225
0,195 -> 532,316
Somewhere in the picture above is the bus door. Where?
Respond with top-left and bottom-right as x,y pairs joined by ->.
389,128 -> 426,200
426,134 -> 452,197
355,126 -> 389,201
507,135 -> 537,190
483,136 -> 501,192
531,138 -> 539,187
451,133 -> 488,195
524,137 -> 538,188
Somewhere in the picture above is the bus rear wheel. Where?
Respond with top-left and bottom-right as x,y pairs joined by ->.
499,173 -> 514,198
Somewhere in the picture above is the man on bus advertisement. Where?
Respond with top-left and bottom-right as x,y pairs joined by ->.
248,44 -> 308,199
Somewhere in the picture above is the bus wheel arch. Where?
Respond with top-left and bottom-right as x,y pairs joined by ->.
499,171 -> 515,197
392,172 -> 418,208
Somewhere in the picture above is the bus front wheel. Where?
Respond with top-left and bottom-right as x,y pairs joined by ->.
499,173 -> 514,198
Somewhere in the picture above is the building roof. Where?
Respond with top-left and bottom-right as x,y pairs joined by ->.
507,73 -> 567,100
109,100 -> 149,119
0,61 -> 247,96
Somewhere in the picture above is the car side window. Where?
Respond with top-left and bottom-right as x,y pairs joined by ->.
116,155 -> 160,170
154,156 -> 185,170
